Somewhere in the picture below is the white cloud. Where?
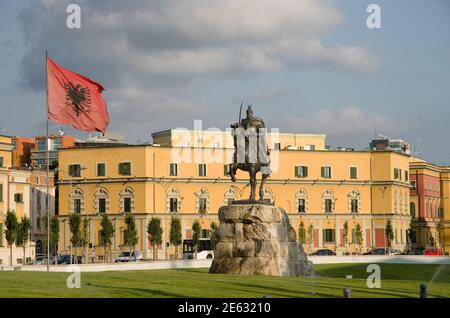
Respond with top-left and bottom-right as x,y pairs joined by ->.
288,106 -> 408,138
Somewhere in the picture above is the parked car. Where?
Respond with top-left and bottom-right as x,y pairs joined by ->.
115,250 -> 144,262
390,249 -> 402,255
311,249 -> 336,256
402,247 -> 425,255
424,248 -> 443,256
58,255 -> 83,264
363,248 -> 388,255
30,255 -> 47,265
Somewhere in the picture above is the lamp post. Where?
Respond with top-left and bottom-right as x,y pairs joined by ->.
379,186 -> 388,255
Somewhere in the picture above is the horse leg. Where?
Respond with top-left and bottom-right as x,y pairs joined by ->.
229,163 -> 238,182
249,170 -> 256,200
259,173 -> 269,201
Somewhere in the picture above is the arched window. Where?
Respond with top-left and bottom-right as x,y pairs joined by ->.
262,188 -> 274,204
322,189 -> 335,213
348,190 -> 361,213
224,188 -> 237,205
94,188 -> 109,214
195,188 -> 210,214
167,188 -> 181,213
295,189 -> 308,213
69,189 -> 84,214
120,187 -> 134,213
410,202 -> 416,218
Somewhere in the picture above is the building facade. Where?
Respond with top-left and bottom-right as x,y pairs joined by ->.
57,129 -> 413,260
0,135 -> 55,265
409,160 -> 450,253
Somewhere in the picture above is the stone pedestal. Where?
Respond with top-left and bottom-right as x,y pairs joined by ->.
209,204 -> 314,277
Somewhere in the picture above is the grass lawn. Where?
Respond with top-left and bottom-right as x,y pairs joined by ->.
0,263 -> 449,298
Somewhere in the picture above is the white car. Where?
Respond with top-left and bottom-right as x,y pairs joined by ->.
115,250 -> 143,262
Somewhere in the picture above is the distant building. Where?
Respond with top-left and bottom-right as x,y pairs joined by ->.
31,135 -> 77,169
74,134 -> 127,148
370,136 -> 411,155
0,135 -> 55,265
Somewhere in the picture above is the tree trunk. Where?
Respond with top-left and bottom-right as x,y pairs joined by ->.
10,245 -> 13,266
23,245 -> 26,266
55,244 -> 58,265
175,245 -> 178,260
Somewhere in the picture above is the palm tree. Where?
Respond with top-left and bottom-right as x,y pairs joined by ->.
5,211 -> 18,266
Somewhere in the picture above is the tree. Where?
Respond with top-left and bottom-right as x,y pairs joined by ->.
49,217 -> 60,264
192,220 -> 201,259
69,213 -> 82,264
385,220 -> 394,249
147,217 -> 163,261
210,221 -> 218,250
82,218 -> 90,263
100,214 -> 115,263
308,223 -> 314,252
343,221 -> 349,254
354,223 -> 363,253
5,211 -> 18,266
16,216 -> 31,265
124,213 -> 138,258
298,221 -> 306,245
169,217 -> 182,259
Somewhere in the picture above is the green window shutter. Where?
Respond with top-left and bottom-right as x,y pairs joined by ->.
295,166 -> 299,177
119,163 -> 123,175
0,223 -> 3,246
69,165 -> 73,176
304,166 -> 308,177
0,184 -> 3,202
321,167 -> 325,177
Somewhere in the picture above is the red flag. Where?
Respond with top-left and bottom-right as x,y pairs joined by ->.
47,57 -> 109,133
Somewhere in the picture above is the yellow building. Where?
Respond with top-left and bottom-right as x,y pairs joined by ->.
57,130 -> 412,260
0,135 -> 55,265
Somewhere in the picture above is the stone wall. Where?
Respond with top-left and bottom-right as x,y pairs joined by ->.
210,204 -> 314,276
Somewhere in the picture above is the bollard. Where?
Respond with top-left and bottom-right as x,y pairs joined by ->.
343,287 -> 352,298
419,283 -> 427,298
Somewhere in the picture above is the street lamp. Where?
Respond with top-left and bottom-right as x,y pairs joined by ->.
379,186 -> 388,255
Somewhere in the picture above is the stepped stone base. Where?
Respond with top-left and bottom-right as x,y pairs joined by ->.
209,204 -> 314,277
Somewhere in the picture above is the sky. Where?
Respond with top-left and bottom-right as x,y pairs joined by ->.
0,0 -> 449,164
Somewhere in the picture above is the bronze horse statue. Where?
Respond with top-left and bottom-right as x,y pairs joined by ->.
229,104 -> 272,201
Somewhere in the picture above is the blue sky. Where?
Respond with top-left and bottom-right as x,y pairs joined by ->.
0,0 -> 449,164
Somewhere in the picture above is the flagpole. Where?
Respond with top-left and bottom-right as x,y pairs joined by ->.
45,50 -> 50,272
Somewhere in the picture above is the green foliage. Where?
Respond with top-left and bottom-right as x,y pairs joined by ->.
298,221 -> 306,244
385,220 -> 394,246
82,218 -> 90,248
343,221 -> 349,245
69,213 -> 82,248
5,211 -> 18,246
49,216 -> 60,248
192,220 -> 201,254
148,217 -> 163,246
100,214 -> 114,247
124,213 -> 138,247
16,216 -> 31,247
169,217 -> 182,247
355,223 -> 363,246
210,221 -> 218,249
308,223 -> 314,245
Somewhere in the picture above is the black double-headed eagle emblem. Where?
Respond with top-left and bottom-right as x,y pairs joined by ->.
64,82 -> 92,116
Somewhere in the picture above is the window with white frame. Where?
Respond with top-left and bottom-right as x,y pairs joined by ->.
70,189 -> 84,214
224,188 -> 237,205
348,190 -> 360,213
321,166 -> 332,178
195,188 -> 209,214
167,188 -> 181,213
94,188 -> 109,214
295,189 -> 308,213
322,189 -> 335,213
169,163 -> 178,176
120,188 -> 134,213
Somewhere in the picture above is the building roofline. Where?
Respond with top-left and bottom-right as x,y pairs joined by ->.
151,128 -> 326,138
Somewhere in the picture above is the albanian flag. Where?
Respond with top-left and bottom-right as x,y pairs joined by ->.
47,57 -> 109,133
